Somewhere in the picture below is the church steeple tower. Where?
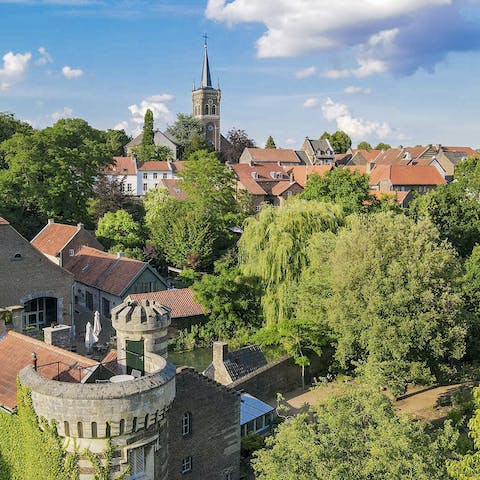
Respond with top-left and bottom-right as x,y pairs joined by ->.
192,36 -> 221,151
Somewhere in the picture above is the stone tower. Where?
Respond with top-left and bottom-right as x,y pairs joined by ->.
192,39 -> 221,150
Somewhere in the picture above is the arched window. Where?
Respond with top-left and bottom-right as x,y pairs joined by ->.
119,419 -> 125,435
106,422 -> 111,438
182,412 -> 192,436
132,417 -> 137,433
212,104 -> 216,115
204,104 -> 209,115
64,421 -> 70,437
91,422 -> 97,438
77,422 -> 83,438
144,414 -> 149,429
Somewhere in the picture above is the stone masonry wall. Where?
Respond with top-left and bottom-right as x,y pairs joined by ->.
167,367 -> 241,480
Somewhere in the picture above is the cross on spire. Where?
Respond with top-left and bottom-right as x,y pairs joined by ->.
203,33 -> 208,47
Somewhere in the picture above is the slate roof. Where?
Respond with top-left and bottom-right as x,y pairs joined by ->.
104,156 -> 136,176
307,138 -> 334,155
129,288 -> 207,319
442,146 -> 477,156
369,165 -> 446,186
31,222 -> 79,256
441,150 -> 471,165
64,246 -> 156,296
224,345 -> 267,382
0,330 -> 96,411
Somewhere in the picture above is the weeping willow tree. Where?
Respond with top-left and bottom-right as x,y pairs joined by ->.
239,200 -> 344,326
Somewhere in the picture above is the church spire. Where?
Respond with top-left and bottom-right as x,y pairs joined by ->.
201,34 -> 212,88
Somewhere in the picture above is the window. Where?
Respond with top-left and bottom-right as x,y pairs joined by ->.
162,173 -> 168,179
153,172 -> 158,179
204,104 -> 209,115
85,291 -> 94,311
91,422 -> 97,438
64,421 -> 70,437
120,182 -> 125,192
77,422 -> 83,438
143,172 -> 148,179
212,104 -> 216,115
69,249 -> 75,257
129,447 -> 145,480
182,412 -> 192,436
224,472 -> 232,480
181,456 -> 192,474
127,183 -> 132,192
119,419 -> 125,435
143,183 -> 148,192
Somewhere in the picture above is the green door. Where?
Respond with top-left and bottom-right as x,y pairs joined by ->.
126,340 -> 144,374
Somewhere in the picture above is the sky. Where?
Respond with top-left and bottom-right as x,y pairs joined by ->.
1,0 -> 480,149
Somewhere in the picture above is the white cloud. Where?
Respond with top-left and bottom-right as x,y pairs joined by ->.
118,94 -> 175,136
49,106 -> 73,122
0,51 -> 31,91
285,138 -> 296,146
344,86 -> 372,95
35,47 -> 53,66
321,97 -> 395,140
303,97 -> 320,108
295,66 -> 316,79
62,65 -> 83,79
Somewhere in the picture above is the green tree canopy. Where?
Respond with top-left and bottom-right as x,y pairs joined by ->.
142,109 -> 154,148
301,168 -> 372,214
375,142 -> 391,150
253,386 -> 458,480
0,118 -> 111,237
183,133 -> 210,159
409,182 -> 480,257
454,156 -> 480,197
300,212 -> 466,394
239,200 -> 345,325
0,112 -> 32,145
222,127 -> 255,163
165,113 -> 203,158
320,131 -> 352,153
357,141 -> 372,150
95,209 -> 145,253
104,128 -> 131,156
265,135 -> 276,149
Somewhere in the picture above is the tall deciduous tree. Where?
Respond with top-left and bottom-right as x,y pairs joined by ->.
409,183 -> 480,257
320,131 -> 352,153
253,386 -> 458,480
165,113 -> 203,158
375,142 -> 391,150
141,109 -> 154,149
0,118 -> 111,237
0,112 -> 32,145
222,128 -> 255,163
302,212 -> 466,395
301,168 -> 372,214
104,128 -> 131,156
265,135 -> 276,149
357,141 -> 372,150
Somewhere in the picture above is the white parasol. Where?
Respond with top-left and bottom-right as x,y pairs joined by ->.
85,321 -> 95,352
93,310 -> 102,340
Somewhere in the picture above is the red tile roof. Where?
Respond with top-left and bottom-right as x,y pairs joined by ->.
159,179 -> 187,199
138,161 -> 171,171
442,146 -> 478,156
369,189 -> 410,204
64,246 -> 147,296
369,165 -> 446,186
104,157 -> 136,176
405,145 -> 430,159
129,288 -> 207,318
245,148 -> 302,164
290,165 -> 333,187
31,222 -> 79,256
0,217 -> 10,225
232,164 -> 291,195
0,330 -> 96,410
374,148 -> 406,165
171,161 -> 187,173
351,149 -> 382,162
270,181 -> 300,196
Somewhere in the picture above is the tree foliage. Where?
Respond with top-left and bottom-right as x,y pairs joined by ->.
95,209 -> 145,255
104,128 -> 131,156
375,142 -> 391,150
0,112 -> 32,145
165,113 -> 203,158
239,200 -> 345,326
265,135 -> 276,149
301,168 -> 372,214
302,212 -> 466,395
0,118 -> 111,237
409,182 -> 480,257
183,133 -> 211,159
253,386 -> 458,480
357,141 -> 372,150
222,128 -> 255,163
320,130 -> 352,153
454,156 -> 480,197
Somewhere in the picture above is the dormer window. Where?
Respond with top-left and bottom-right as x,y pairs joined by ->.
270,172 -> 283,179
251,172 -> 259,179
81,264 -> 89,272
11,253 -> 23,261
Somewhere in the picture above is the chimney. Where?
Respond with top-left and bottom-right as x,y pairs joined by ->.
77,222 -> 84,230
213,341 -> 228,367
32,352 -> 37,371
48,218 -> 55,225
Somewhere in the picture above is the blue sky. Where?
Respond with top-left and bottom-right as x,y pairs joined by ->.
1,0 -> 479,149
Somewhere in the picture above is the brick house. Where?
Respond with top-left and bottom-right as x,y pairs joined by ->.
238,147 -> 306,166
300,137 -> 335,165
0,216 -> 74,331
64,246 -> 168,317
31,219 -> 104,267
